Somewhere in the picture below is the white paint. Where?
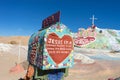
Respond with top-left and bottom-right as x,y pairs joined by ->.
90,15 -> 97,26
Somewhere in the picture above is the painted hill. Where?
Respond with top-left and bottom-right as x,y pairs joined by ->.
1,27 -> 120,51
73,27 -> 120,51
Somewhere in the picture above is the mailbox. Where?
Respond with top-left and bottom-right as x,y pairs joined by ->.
28,23 -> 74,70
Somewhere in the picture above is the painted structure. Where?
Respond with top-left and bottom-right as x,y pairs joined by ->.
22,12 -> 74,80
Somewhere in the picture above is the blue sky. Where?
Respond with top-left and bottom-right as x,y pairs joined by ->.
0,0 -> 120,36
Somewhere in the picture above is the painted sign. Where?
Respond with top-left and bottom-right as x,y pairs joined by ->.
46,33 -> 73,65
74,28 -> 96,46
28,23 -> 74,70
42,11 -> 60,28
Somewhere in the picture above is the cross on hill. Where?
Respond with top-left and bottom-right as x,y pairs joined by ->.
90,15 -> 97,26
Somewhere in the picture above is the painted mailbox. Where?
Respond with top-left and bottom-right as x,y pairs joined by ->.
28,23 -> 74,70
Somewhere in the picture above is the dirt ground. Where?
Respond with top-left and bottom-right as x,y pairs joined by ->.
65,59 -> 120,80
0,36 -> 29,45
1,52 -> 120,80
0,36 -> 120,80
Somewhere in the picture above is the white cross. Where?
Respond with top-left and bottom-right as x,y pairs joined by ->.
90,15 -> 97,26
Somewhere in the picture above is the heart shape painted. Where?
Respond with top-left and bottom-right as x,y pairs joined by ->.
46,33 -> 73,64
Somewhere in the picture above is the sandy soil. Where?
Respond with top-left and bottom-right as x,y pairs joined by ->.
0,53 -> 26,80
65,59 -> 120,80
0,36 -> 29,45
0,36 -> 120,80
1,52 -> 120,80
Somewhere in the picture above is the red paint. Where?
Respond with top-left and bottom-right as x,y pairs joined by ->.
75,28 -> 96,46
74,37 -> 95,46
46,33 -> 73,64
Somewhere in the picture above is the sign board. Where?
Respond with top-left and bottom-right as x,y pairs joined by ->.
74,28 -> 96,47
42,11 -> 60,29
28,23 -> 74,70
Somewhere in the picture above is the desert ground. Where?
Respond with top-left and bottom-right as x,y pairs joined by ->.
0,36 -> 29,45
0,36 -> 120,80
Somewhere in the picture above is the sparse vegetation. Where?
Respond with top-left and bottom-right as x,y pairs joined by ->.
107,30 -> 117,37
116,38 -> 120,44
9,41 -> 17,45
99,30 -> 102,33
110,50 -> 120,53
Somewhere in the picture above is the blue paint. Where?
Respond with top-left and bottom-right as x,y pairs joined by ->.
48,69 -> 64,80
88,53 -> 120,60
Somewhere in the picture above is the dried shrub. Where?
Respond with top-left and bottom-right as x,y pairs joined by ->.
9,41 -> 17,45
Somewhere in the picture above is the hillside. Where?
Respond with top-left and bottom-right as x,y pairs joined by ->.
73,27 -> 120,51
1,27 -> 120,51
0,36 -> 30,46
0,28 -> 120,80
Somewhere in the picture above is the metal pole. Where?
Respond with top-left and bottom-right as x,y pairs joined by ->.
18,40 -> 21,63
